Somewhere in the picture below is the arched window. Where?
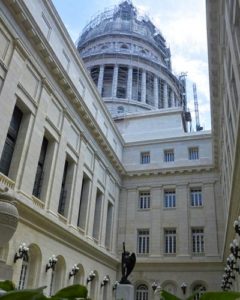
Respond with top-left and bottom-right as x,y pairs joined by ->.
136,284 -> 148,300
117,106 -> 124,114
162,282 -> 177,295
193,284 -> 206,300
120,44 -> 129,50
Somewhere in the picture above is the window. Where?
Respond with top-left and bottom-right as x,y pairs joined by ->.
189,147 -> 199,160
32,137 -> 48,199
192,228 -> 204,254
105,202 -> 113,249
164,149 -> 174,162
137,229 -> 149,254
164,190 -> 176,208
58,160 -> 69,215
139,191 -> 150,209
140,152 -> 150,164
93,188 -> 103,240
0,106 -> 22,176
164,229 -> 176,254
193,285 -> 206,300
190,188 -> 202,207
117,106 -> 124,114
136,284 -> 148,300
77,174 -> 91,229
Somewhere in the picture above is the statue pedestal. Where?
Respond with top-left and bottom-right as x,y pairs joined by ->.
116,284 -> 134,300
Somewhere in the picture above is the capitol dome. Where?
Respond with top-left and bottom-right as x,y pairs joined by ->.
77,0 -> 188,121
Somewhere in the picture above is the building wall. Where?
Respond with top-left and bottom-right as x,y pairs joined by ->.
207,0 -> 240,292
0,0 -> 229,299
0,1 -> 122,298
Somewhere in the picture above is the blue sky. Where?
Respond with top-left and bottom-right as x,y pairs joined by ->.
52,0 -> 210,130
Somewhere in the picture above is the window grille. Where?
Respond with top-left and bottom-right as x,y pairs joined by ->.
140,152 -> 150,164
164,229 -> 176,254
190,188 -> 202,207
189,147 -> 199,160
164,150 -> 174,162
139,191 -> 150,209
192,228 -> 204,254
136,284 -> 149,300
137,229 -> 149,254
164,190 -> 176,208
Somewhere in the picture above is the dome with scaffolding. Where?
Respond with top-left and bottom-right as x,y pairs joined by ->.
77,1 -> 187,121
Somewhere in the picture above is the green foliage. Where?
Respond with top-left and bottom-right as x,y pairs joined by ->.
0,286 -> 47,300
0,283 -> 89,300
52,284 -> 88,299
161,289 -> 182,300
0,280 -> 15,292
199,291 -> 240,300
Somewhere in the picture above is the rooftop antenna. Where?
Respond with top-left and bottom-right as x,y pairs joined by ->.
193,83 -> 203,131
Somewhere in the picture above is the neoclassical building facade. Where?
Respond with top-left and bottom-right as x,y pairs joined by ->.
0,0 -> 238,299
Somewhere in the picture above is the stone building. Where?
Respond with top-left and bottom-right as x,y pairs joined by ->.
0,0 -> 238,299
207,0 -> 240,292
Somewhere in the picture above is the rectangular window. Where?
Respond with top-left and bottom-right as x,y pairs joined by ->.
58,160 -> 68,215
32,137 -> 48,199
192,228 -> 204,254
189,147 -> 199,160
190,188 -> 202,207
77,174 -> 91,229
92,188 -> 103,240
105,202 -> 113,249
137,229 -> 149,254
164,229 -> 176,254
139,191 -> 150,209
140,152 -> 150,164
0,106 -> 22,176
164,190 -> 176,208
164,149 -> 174,162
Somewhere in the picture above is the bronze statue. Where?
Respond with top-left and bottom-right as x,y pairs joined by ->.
119,242 -> 136,284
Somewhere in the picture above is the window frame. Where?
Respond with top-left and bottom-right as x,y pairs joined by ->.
137,229 -> 150,255
138,190 -> 151,210
140,151 -> 150,164
164,189 -> 176,208
164,229 -> 176,254
190,188 -> 203,207
189,147 -> 199,160
192,228 -> 204,255
164,149 -> 174,162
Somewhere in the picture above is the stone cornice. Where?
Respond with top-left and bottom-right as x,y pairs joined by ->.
4,0 -> 126,176
125,165 -> 216,178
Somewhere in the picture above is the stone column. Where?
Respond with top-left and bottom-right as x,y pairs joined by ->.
112,64 -> 118,98
141,70 -> 146,103
97,65 -> 104,95
127,66 -> 133,100
154,76 -> 159,108
204,182 -> 219,256
177,184 -> 190,257
163,82 -> 168,108
151,187 -> 162,256
171,90 -> 175,107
